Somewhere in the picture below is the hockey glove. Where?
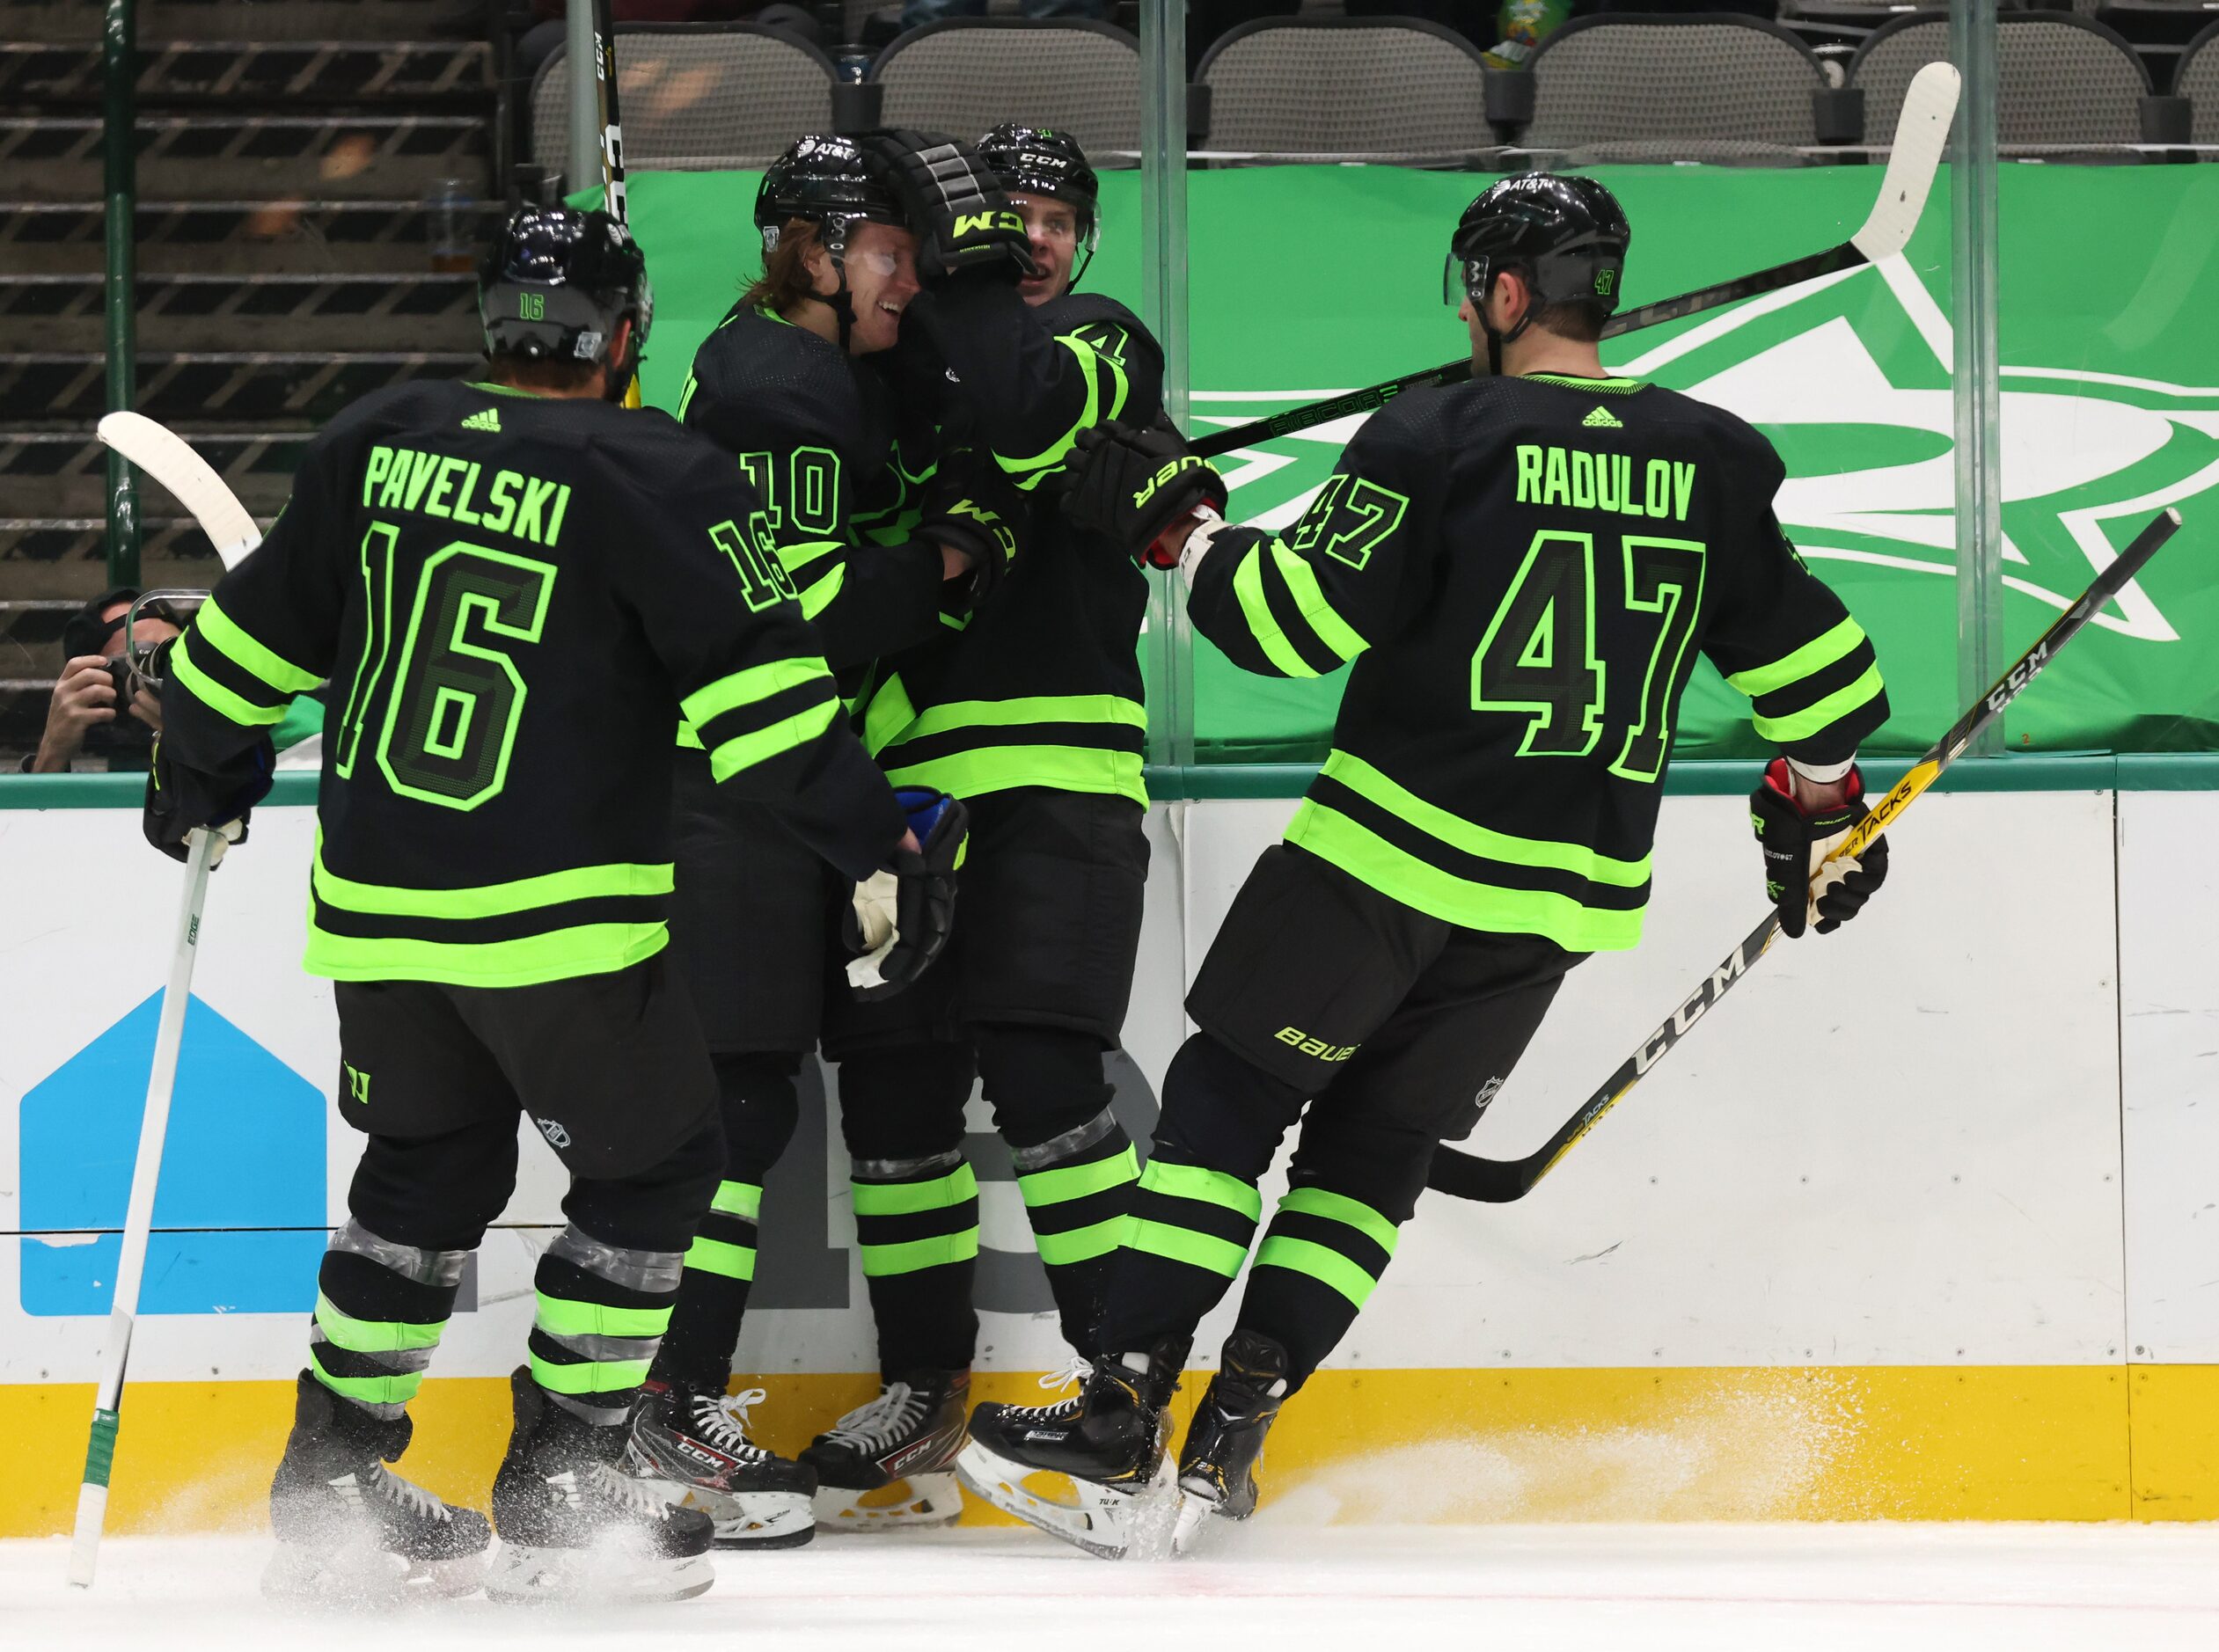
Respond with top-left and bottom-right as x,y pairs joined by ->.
143,730 -> 274,866
845,788 -> 969,1000
1053,421 -> 1229,570
919,466 -> 1020,610
856,129 -> 1036,285
1748,757 -> 1889,939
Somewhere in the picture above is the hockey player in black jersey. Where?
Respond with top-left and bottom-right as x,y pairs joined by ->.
795,126 -> 1163,1530
142,204 -> 956,1602
958,175 -> 1893,1556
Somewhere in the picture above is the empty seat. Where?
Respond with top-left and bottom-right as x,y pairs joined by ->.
531,24 -> 837,174
870,20 -> 1142,161
1850,11 -> 2152,150
2181,18 -> 2219,139
1196,18 -> 1494,162
1525,13 -> 1830,162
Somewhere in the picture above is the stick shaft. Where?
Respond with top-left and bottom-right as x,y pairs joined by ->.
1428,508 -> 2184,1204
68,827 -> 219,1587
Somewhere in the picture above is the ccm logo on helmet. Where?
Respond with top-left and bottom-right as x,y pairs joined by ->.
954,210 -> 1024,237
1131,456 -> 1208,508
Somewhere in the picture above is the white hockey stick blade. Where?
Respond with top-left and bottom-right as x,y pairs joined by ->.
1850,62 -> 1961,265
97,412 -> 264,570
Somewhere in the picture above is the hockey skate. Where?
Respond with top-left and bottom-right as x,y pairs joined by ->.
487,1368 -> 715,1603
623,1378 -> 817,1549
262,1371 -> 490,1604
799,1369 -> 969,1531
956,1340 -> 1188,1560
1172,1330 -> 1289,1553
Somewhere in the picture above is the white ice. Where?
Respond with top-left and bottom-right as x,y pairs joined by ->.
8,1524 -> 2219,1652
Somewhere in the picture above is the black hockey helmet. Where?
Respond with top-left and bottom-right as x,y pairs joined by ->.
479,204 -> 652,398
754,133 -> 906,258
1446,173 -> 1629,318
978,123 -> 1100,289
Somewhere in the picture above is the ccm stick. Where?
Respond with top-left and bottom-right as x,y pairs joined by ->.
1190,61 -> 1961,462
1427,507 -> 2186,1205
591,0 -> 641,410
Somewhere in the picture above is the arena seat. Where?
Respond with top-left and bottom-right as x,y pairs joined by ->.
531,23 -> 837,173
1523,12 -> 1832,162
2179,18 -> 2219,139
1194,17 -> 1495,164
1850,10 -> 2159,153
868,20 -> 1144,162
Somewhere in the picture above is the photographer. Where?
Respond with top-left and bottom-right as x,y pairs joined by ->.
21,588 -> 183,774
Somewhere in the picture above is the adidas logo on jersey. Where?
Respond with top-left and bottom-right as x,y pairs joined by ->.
461,408 -> 501,433
1582,406 -> 1622,429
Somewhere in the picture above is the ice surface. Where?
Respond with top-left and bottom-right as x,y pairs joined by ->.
8,1524 -> 2219,1652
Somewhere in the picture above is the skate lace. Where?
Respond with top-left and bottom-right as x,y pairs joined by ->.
366,1462 -> 449,1523
820,1382 -> 928,1452
688,1386 -> 775,1463
1007,1356 -> 1093,1422
591,1458 -> 675,1519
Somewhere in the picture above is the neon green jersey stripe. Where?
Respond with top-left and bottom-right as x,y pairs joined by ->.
676,720 -> 706,749
882,693 -> 1146,745
1124,1218 -> 1249,1277
710,1181 -> 763,1220
794,563 -> 844,620
1277,1187 -> 1401,1255
1254,1235 -> 1382,1308
194,597 -> 322,694
707,696 -> 839,783
860,1230 -> 980,1276
1267,541 -> 1370,664
1019,1145 -> 1139,1210
852,1164 -> 978,1217
777,538 -> 844,576
1751,664 -> 1886,744
313,1293 -> 445,1355
1034,1216 -> 1129,1266
861,673 -> 918,757
312,838 -> 673,919
1320,751 -> 1650,887
534,1294 -> 672,1339
1286,803 -> 1644,953
303,919 -> 668,988
1725,617 -> 1870,698
171,632 -> 286,727
1231,545 -> 1321,679
881,744 -> 1146,807
310,1351 -> 421,1407
529,1352 -> 654,1395
1527,373 -> 1646,394
995,337 -> 1103,479
1138,1159 -> 1263,1220
684,1235 -> 756,1282
681,656 -> 831,727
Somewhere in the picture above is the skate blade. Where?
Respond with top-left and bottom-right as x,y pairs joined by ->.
627,1473 -> 816,1551
955,1439 -> 1174,1561
262,1539 -> 486,1605
484,1541 -> 715,1604
811,1471 -> 962,1532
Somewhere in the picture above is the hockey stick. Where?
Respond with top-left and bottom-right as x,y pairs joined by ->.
591,0 -> 642,411
68,826 -> 223,1586
96,412 -> 262,571
1189,62 -> 1960,462
1427,506 -> 2186,1205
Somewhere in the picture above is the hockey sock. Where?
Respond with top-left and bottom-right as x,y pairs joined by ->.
1096,1034 -> 1308,1357
653,1053 -> 800,1393
309,1220 -> 469,1421
978,1026 -> 1140,1358
838,1043 -> 980,1374
1232,1113 -> 1431,1389
532,1118 -> 719,1423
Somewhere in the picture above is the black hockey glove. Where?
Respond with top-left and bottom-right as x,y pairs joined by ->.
856,129 -> 1036,285
143,730 -> 274,866
1052,420 -> 1229,570
845,787 -> 969,1001
1748,757 -> 1889,939
919,465 -> 1020,610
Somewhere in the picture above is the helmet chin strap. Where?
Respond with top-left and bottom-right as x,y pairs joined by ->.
1475,273 -> 1533,377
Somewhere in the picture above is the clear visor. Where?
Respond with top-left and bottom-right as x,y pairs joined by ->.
1445,254 -> 1484,308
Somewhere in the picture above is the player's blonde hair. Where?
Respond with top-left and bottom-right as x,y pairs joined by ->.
742,218 -> 824,316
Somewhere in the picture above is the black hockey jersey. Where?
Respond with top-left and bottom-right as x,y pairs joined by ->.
863,294 -> 1164,806
161,378 -> 905,988
1186,372 -> 1888,954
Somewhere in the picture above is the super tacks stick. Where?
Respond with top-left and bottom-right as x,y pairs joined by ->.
68,827 -> 224,1586
1426,507 -> 2186,1205
1190,62 -> 1961,462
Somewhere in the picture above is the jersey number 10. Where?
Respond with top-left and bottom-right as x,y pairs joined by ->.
1473,529 -> 1706,785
